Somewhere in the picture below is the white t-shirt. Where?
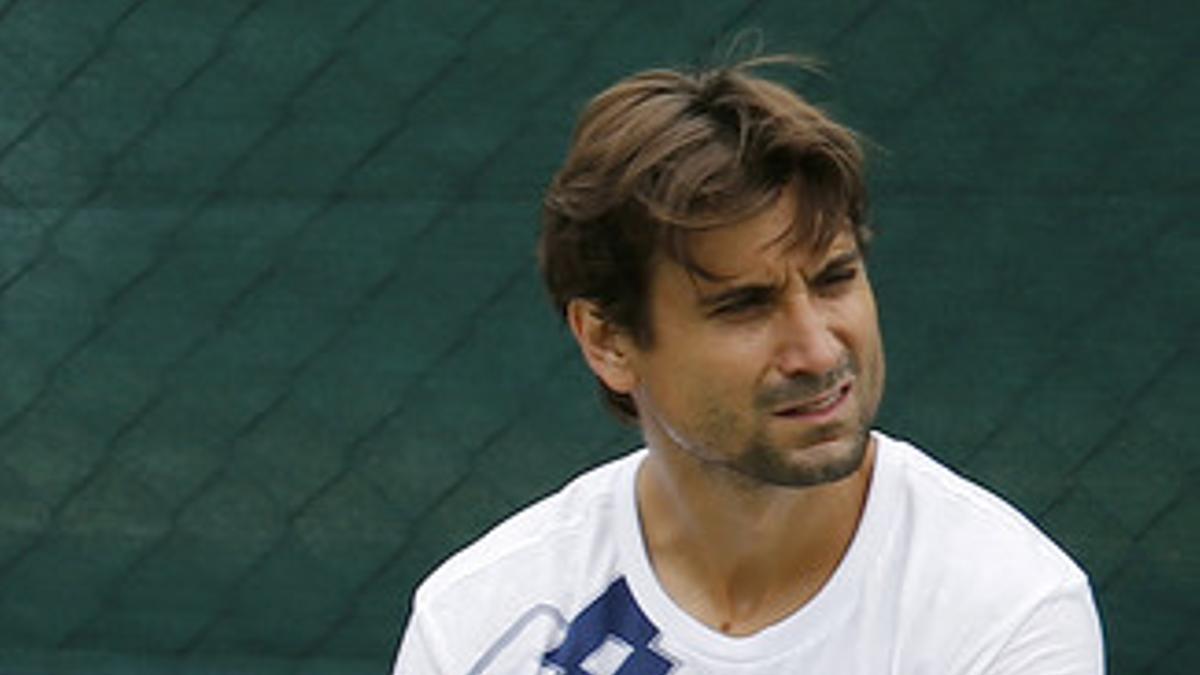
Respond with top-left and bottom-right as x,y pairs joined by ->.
394,432 -> 1104,674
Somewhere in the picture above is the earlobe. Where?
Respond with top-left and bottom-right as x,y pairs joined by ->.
566,299 -> 638,395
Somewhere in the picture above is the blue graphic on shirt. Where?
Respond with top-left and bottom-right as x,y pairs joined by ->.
542,577 -> 675,674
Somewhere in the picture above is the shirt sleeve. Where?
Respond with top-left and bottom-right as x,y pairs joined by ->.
392,607 -> 449,675
982,579 -> 1105,675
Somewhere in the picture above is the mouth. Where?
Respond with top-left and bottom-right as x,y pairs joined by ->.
772,382 -> 851,419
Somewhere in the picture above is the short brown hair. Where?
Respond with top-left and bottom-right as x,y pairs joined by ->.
539,56 -> 870,422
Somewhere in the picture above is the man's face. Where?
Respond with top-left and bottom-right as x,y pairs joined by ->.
625,188 -> 886,488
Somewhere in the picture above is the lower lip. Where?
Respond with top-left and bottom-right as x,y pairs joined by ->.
773,384 -> 851,422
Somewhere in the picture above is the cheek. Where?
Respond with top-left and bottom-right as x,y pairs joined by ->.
856,318 -> 887,411
663,321 -> 771,375
647,348 -> 755,420
841,292 -> 882,353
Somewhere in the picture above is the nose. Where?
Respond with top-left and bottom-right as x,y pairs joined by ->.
773,291 -> 843,377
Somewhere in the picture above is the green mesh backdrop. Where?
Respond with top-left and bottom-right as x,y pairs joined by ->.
0,1 -> 1195,673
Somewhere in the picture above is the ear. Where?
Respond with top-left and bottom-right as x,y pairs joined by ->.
566,299 -> 638,395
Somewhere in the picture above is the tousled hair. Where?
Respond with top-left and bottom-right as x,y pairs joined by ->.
539,56 -> 871,422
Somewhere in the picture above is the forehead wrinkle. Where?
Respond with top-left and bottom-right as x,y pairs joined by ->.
756,207 -> 806,265
686,246 -> 792,306
663,183 -> 852,294
751,183 -> 846,266
780,214 -> 860,271
673,224 -> 792,299
660,183 -> 784,285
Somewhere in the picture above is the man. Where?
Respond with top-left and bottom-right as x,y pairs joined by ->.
394,57 -> 1104,673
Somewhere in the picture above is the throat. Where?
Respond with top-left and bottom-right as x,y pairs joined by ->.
635,447 -> 876,637
707,567 -> 831,636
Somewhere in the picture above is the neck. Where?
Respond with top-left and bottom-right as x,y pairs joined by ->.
636,436 -> 875,636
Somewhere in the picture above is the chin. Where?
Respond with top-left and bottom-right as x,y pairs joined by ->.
738,427 -> 870,488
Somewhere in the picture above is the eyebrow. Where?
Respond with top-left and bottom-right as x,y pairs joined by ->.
696,282 -> 780,311
817,249 -> 863,274
694,248 -> 863,309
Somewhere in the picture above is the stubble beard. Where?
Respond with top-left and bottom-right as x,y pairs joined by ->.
717,355 -> 879,489
734,418 -> 872,488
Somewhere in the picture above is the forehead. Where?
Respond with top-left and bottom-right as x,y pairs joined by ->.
665,187 -> 856,285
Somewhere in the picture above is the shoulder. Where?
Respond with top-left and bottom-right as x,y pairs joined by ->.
872,433 -> 1101,668
398,451 -> 645,672
412,450 -> 643,616
879,432 -> 1087,588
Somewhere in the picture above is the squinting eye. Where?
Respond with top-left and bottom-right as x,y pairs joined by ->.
710,290 -> 773,318
715,297 -> 760,316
